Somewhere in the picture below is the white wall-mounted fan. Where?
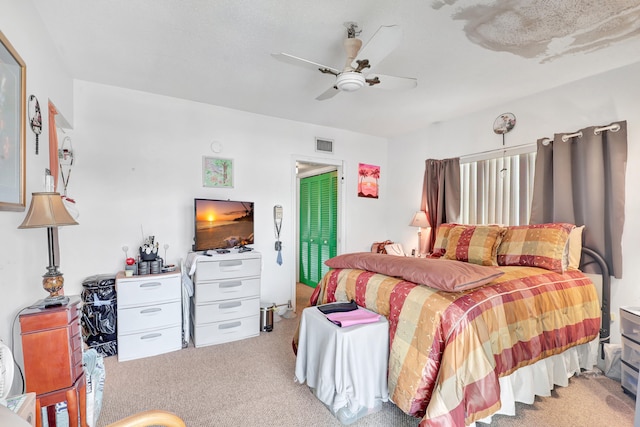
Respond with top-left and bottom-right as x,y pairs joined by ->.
0,341 -> 15,403
271,22 -> 417,100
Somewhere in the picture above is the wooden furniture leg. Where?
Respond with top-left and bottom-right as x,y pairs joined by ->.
35,399 -> 41,427
65,387 -> 78,427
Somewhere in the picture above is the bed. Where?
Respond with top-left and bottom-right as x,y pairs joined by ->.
294,223 -> 606,426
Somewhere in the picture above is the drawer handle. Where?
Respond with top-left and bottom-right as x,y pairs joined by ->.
219,321 -> 241,330
140,307 -> 162,314
219,301 -> 242,310
219,260 -> 243,270
140,332 -> 162,340
219,281 -> 242,289
139,282 -> 162,289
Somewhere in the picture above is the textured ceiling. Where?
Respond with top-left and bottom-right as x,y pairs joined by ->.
31,0 -> 640,138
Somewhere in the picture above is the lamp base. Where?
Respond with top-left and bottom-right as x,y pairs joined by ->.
42,269 -> 67,308
42,295 -> 70,308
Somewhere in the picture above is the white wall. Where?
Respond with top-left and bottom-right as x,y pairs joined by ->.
387,61 -> 640,344
0,0 -> 74,352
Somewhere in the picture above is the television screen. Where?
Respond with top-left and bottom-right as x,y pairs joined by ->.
194,199 -> 254,251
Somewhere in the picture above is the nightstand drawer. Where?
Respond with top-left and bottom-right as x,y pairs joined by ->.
195,257 -> 261,281
118,301 -> 182,334
192,296 -> 259,325
194,278 -> 260,303
118,325 -> 182,362
116,273 -> 181,307
191,314 -> 259,347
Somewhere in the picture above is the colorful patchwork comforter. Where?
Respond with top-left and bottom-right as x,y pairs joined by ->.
303,265 -> 600,426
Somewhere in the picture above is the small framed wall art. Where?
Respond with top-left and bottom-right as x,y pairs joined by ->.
358,163 -> 380,199
203,156 -> 234,188
0,31 -> 26,211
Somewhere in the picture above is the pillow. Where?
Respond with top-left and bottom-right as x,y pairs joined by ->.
442,225 -> 506,266
384,243 -> 406,257
497,223 -> 575,272
568,225 -> 585,270
325,252 -> 504,292
431,223 -> 459,257
371,240 -> 393,254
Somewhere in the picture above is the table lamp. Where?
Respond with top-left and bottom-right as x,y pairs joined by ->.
409,211 -> 430,255
18,192 -> 78,307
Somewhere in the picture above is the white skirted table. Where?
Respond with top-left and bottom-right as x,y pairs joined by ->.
295,305 -> 389,424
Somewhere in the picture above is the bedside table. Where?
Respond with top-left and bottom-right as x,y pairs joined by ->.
19,296 -> 87,427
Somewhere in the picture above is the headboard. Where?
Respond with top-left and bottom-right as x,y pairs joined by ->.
581,247 -> 610,358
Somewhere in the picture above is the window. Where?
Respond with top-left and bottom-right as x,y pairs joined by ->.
460,150 -> 536,226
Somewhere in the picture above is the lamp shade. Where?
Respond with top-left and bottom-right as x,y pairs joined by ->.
18,192 -> 78,229
409,211 -> 430,228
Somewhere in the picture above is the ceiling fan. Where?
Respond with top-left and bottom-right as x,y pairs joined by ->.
271,22 -> 417,100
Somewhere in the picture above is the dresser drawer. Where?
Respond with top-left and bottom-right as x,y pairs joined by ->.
118,301 -> 182,334
195,257 -> 261,281
116,273 -> 181,307
118,325 -> 182,362
192,314 -> 259,347
192,296 -> 259,325
194,278 -> 260,304
623,336 -> 640,370
622,360 -> 638,397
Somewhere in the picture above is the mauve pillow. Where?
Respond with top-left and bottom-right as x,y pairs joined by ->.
325,252 -> 504,292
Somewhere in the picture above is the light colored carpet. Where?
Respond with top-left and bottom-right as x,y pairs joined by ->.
96,283 -> 635,426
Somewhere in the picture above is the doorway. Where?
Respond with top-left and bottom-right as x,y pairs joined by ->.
299,170 -> 337,287
294,158 -> 343,303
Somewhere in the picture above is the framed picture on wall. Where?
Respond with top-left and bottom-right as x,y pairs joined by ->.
203,156 -> 234,188
0,31 -> 26,211
358,163 -> 380,199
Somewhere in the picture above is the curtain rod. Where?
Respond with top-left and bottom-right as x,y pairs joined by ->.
542,123 -> 621,145
459,142 -> 536,163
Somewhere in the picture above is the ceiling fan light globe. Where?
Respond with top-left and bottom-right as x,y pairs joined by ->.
336,72 -> 365,92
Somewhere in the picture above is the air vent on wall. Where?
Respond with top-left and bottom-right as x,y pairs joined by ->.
315,137 -> 334,153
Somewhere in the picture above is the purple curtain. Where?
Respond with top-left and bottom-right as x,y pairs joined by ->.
421,158 -> 461,253
530,121 -> 627,278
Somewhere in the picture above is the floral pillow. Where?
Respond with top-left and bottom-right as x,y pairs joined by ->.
497,223 -> 575,272
442,225 -> 506,266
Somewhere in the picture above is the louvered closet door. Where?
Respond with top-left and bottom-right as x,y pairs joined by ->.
299,171 -> 337,288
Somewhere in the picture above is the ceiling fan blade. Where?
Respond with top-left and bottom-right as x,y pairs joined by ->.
315,86 -> 340,101
368,74 -> 417,90
354,25 -> 402,74
271,53 -> 340,75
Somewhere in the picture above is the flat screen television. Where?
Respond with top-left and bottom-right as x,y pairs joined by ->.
194,198 -> 254,251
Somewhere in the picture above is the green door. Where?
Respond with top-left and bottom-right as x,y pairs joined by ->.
299,171 -> 337,288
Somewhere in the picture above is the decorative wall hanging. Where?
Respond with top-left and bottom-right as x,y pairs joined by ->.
203,156 -> 233,188
58,136 -> 74,196
493,112 -> 516,176
0,31 -> 26,211
358,163 -> 379,199
493,112 -> 516,138
28,95 -> 42,154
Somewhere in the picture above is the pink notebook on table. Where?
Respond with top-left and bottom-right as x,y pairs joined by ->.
325,308 -> 380,327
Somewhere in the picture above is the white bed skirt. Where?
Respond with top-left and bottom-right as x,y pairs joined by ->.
473,338 -> 599,425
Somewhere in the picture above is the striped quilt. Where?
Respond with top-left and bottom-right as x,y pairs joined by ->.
306,265 -> 601,426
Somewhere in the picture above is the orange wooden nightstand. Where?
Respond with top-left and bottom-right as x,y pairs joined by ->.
19,296 -> 87,427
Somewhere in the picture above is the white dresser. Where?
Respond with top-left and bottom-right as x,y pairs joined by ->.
621,307 -> 640,397
190,250 -> 261,348
116,270 -> 182,361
